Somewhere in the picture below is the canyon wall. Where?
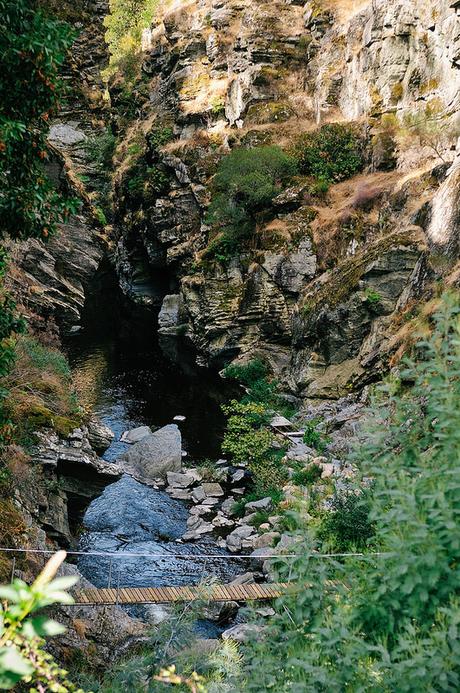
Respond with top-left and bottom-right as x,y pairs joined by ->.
112,0 -> 460,399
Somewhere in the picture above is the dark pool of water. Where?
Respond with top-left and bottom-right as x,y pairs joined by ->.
65,260 -> 231,462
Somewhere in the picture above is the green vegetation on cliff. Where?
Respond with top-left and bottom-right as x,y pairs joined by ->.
292,122 -> 365,184
104,0 -> 159,80
222,360 -> 289,498
0,0 -> 80,443
0,0 -> 77,241
242,293 -> 460,691
205,146 -> 297,265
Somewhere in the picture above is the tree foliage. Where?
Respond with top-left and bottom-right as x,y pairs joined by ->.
0,0 -> 77,241
0,551 -> 83,691
104,0 -> 159,80
205,146 -> 297,265
293,122 -> 364,183
241,292 -> 460,692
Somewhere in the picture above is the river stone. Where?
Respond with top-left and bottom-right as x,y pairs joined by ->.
229,572 -> 256,585
119,424 -> 182,481
192,486 -> 206,503
167,488 -> 192,500
86,417 -> 114,454
221,497 -> 237,516
253,532 -> 280,549
167,471 -> 195,488
203,601 -> 239,623
245,497 -> 273,512
222,623 -> 263,642
212,513 -> 235,528
226,525 -> 255,552
182,521 -> 214,541
121,425 -> 152,444
144,604 -> 170,625
202,482 -> 224,497
231,469 -> 245,483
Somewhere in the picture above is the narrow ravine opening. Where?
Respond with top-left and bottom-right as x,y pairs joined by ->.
63,261 -> 244,617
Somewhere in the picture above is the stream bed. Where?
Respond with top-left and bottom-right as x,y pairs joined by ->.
65,277 -> 243,603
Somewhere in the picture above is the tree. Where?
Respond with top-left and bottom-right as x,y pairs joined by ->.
0,0 -> 76,436
0,0 -> 77,241
205,146 -> 297,265
241,292 -> 460,692
103,0 -> 160,80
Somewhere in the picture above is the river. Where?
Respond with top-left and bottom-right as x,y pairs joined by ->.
65,267 -> 244,607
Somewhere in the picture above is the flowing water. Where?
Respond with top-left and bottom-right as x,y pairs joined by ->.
65,270 -> 243,603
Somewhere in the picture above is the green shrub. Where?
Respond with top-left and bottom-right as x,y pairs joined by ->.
222,400 -> 273,465
94,207 -> 107,226
291,463 -> 322,487
147,126 -> 174,151
224,359 -> 269,387
104,0 -> 160,81
0,0 -> 78,241
364,288 -> 382,305
83,130 -> 116,169
205,146 -> 297,265
303,419 -> 328,452
293,123 -> 364,183
317,490 -> 374,551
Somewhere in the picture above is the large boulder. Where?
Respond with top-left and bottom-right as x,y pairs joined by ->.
87,417 -> 114,454
118,424 -> 182,481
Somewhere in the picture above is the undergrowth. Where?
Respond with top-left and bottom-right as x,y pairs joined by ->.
2,335 -> 80,446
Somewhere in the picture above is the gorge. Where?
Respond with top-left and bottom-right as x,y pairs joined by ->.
2,0 -> 460,690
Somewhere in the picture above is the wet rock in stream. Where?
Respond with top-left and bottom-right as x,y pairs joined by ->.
78,475 -> 244,590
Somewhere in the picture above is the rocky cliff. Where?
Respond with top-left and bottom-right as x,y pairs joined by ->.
8,0 -> 110,333
111,0 -> 460,400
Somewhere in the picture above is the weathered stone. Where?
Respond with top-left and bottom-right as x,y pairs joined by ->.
192,486 -> 206,503
229,572 -> 256,586
203,601 -> 239,623
158,294 -> 182,330
119,424 -> 182,481
182,520 -> 214,541
202,482 -> 224,497
121,426 -> 152,444
231,469 -> 245,483
253,532 -> 281,549
87,418 -> 114,454
221,497 -> 237,516
245,497 -> 273,512
222,623 -> 263,642
167,488 -> 192,500
320,463 -> 335,479
166,471 -> 195,488
212,513 -> 235,528
226,525 -> 256,552
48,123 -> 86,146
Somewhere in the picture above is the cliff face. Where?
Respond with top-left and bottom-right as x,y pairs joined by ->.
112,0 -> 460,400
8,0 -> 110,332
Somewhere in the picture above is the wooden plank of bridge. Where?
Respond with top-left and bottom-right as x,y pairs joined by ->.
73,582 -> 290,605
